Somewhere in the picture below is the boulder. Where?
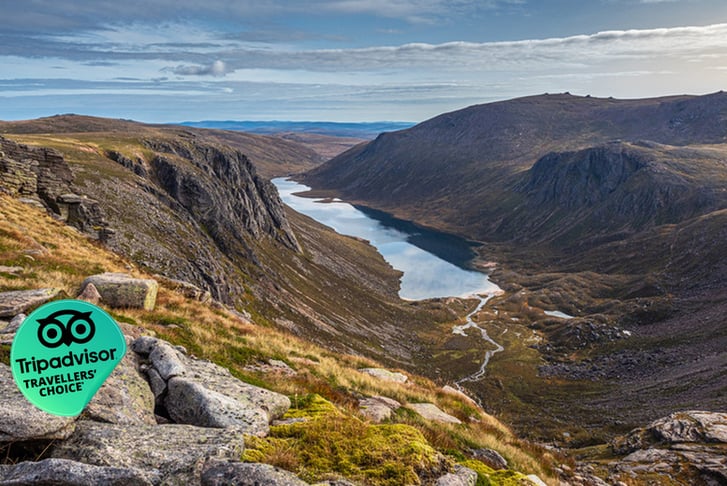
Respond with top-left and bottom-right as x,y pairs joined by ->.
470,448 -> 508,470
0,288 -> 62,318
131,336 -> 290,432
202,460 -> 309,486
51,421 -> 245,484
359,396 -> 401,423
0,458 -> 154,486
166,378 -> 270,435
83,337 -> 156,426
79,273 -> 158,311
407,403 -> 462,424
358,368 -> 408,383
435,465 -> 477,486
0,364 -> 76,442
77,282 -> 102,304
0,266 -> 23,276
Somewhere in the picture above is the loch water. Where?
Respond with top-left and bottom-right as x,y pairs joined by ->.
274,178 -> 501,301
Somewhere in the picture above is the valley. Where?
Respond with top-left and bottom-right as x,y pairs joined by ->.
1,93 -> 725,484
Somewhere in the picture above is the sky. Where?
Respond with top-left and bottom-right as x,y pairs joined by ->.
1,0 -> 727,123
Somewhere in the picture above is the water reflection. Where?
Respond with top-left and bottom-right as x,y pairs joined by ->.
274,178 -> 501,300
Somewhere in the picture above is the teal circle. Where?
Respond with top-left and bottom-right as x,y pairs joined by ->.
10,300 -> 127,416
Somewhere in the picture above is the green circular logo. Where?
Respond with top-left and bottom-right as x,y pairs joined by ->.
10,300 -> 127,416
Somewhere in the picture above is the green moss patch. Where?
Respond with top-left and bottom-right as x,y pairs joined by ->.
243,394 -> 446,485
459,459 -> 531,486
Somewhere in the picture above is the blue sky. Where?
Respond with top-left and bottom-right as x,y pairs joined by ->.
2,0 -> 727,123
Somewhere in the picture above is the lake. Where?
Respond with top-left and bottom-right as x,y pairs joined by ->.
273,178 -> 501,300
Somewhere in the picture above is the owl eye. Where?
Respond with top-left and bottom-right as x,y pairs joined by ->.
38,320 -> 65,348
68,314 -> 95,344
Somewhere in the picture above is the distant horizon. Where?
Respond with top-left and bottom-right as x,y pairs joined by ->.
2,1 -> 727,123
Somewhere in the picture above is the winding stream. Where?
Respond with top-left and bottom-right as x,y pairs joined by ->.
453,294 -> 505,383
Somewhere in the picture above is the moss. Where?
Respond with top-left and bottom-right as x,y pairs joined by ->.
459,459 -> 531,486
243,394 -> 445,485
0,344 -> 10,365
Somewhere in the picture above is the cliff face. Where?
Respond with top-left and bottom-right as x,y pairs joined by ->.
0,136 -> 110,239
495,141 -> 727,245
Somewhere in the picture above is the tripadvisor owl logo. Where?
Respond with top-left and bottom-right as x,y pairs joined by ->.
11,300 -> 126,417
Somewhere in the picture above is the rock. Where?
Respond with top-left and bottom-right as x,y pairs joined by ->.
613,410 -> 727,454
77,282 -> 102,304
131,336 -> 290,431
166,378 -> 270,435
0,288 -> 62,318
83,337 -> 156,426
442,385 -> 477,404
649,411 -> 727,444
51,421 -> 245,484
435,465 -> 478,486
406,403 -> 462,424
0,313 -> 25,334
524,474 -> 548,486
0,364 -> 76,442
359,396 -> 401,423
148,341 -> 187,380
201,460 -> 309,486
0,265 -> 23,275
358,368 -> 408,383
80,273 -> 158,311
0,458 -> 154,486
471,448 -> 508,470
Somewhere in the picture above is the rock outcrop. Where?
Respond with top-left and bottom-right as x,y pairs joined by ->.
1,329 -> 294,485
0,136 -> 112,240
407,403 -> 462,424
608,411 -> 727,484
0,288 -> 62,318
132,336 -> 290,436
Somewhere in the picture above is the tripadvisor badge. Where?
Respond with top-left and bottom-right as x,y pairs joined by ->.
10,300 -> 126,416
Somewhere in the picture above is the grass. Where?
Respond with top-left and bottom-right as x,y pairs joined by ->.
0,194 -> 560,483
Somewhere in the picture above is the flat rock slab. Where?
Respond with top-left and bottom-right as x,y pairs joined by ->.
51,421 -> 245,484
359,396 -> 401,423
0,364 -> 76,443
0,458 -> 154,486
202,460 -> 309,486
358,368 -> 408,383
407,403 -> 462,424
80,273 -> 158,311
0,288 -> 62,318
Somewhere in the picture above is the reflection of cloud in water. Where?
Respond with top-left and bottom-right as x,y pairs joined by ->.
275,178 -> 500,300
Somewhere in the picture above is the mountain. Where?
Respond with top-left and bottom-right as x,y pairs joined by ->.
303,92 -> 727,240
302,92 -> 727,441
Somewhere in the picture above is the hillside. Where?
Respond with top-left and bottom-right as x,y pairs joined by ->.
0,194 -> 561,485
0,121 -> 450,370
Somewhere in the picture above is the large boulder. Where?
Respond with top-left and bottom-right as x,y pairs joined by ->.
0,364 -> 76,442
0,458 -> 154,486
0,288 -> 62,318
83,336 -> 156,426
50,421 -> 245,484
166,379 -> 269,435
131,336 -> 290,435
201,460 -> 309,486
79,273 -> 158,311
